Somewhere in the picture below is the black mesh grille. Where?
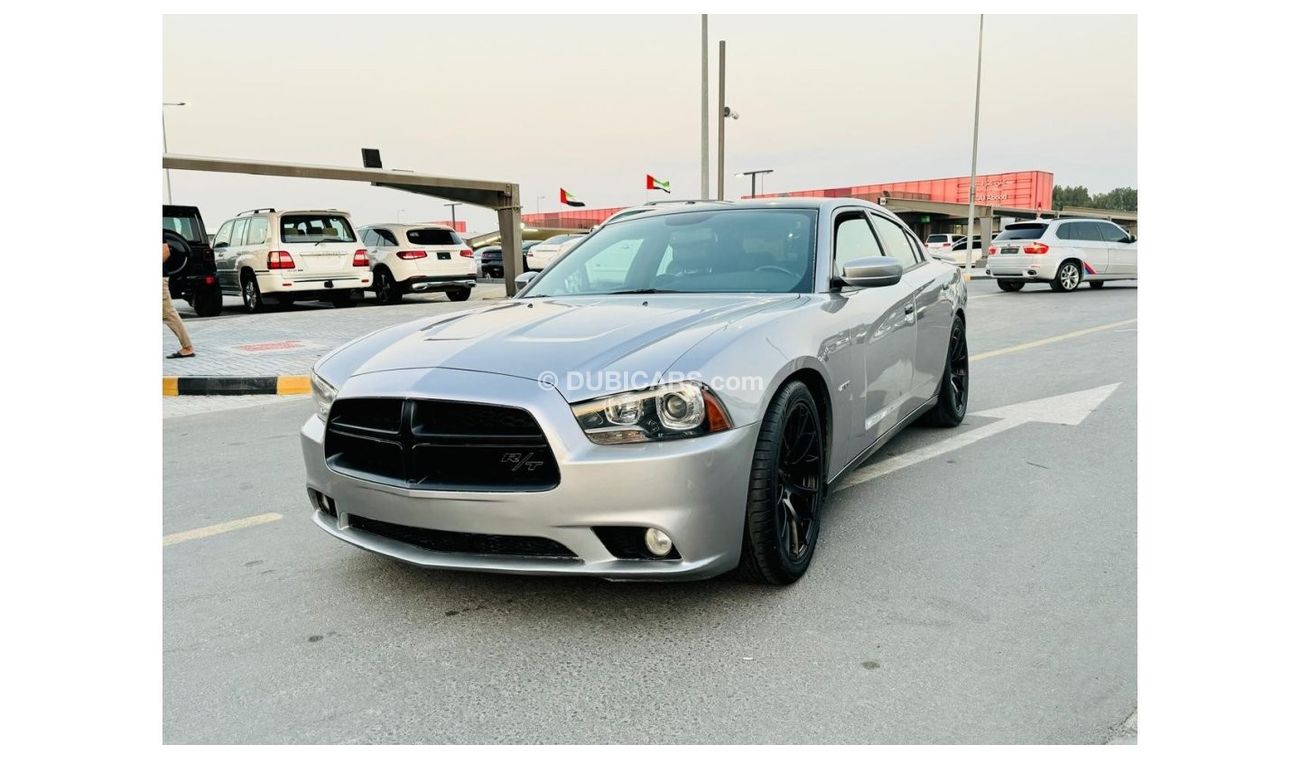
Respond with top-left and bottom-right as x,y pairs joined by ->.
325,398 -> 559,491
349,515 -> 577,559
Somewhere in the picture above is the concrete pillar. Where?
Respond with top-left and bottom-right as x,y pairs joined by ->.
497,190 -> 522,296
980,211 -> 995,265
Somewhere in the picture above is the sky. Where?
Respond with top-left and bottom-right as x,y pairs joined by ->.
162,14 -> 1136,235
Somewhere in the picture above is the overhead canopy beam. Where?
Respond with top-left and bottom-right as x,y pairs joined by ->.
163,154 -> 526,294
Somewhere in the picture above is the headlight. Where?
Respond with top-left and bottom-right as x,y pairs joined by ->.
570,381 -> 733,444
310,370 -> 337,421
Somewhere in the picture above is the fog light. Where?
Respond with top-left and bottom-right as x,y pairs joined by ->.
644,528 -> 673,557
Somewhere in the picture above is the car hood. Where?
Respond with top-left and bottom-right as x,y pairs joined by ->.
341,294 -> 798,401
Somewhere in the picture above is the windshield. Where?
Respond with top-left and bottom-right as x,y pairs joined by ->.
406,228 -> 461,246
995,223 -> 1049,241
522,208 -> 818,297
280,214 -> 357,244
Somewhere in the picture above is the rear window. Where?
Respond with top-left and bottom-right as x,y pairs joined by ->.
406,228 -> 462,246
164,213 -> 204,243
926,234 -> 951,243
280,214 -> 356,243
995,223 -> 1049,241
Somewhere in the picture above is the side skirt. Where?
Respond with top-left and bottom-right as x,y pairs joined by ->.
827,394 -> 939,489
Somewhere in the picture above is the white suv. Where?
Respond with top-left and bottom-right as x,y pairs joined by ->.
358,224 -> 477,304
986,218 -> 1137,292
213,209 -> 371,312
925,233 -> 962,254
525,233 -> 587,271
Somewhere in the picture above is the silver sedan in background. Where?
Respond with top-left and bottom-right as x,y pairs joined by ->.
302,199 -> 969,585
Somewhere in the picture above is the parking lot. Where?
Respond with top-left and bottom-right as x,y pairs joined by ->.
163,279 -> 1137,743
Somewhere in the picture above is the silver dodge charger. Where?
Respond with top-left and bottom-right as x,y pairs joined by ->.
301,199 -> 969,584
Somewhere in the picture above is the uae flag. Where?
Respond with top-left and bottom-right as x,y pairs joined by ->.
646,174 -> 671,193
560,188 -> 585,207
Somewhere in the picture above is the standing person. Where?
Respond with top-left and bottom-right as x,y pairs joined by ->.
163,240 -> 196,358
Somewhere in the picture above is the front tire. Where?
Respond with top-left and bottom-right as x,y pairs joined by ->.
920,316 -> 969,428
736,381 -> 826,586
447,287 -> 472,302
1050,261 -> 1083,292
997,279 -> 1025,292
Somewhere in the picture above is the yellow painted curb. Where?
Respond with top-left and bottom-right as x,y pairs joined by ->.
277,376 -> 311,395
163,377 -> 179,396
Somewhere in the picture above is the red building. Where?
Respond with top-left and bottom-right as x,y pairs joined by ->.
520,170 -> 1054,230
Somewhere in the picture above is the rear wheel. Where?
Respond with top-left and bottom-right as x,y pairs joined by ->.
447,287 -> 472,302
193,283 -> 222,317
374,269 -> 403,305
736,381 -> 826,586
921,317 -> 969,428
1089,280 -> 1105,289
997,279 -> 1024,292
241,272 -> 267,313
1051,261 -> 1083,292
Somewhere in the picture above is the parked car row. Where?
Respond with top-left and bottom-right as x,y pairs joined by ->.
163,205 -> 492,315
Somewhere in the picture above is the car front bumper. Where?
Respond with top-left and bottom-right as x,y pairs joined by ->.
300,368 -> 759,580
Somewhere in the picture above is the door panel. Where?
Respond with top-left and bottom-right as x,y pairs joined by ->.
907,263 -> 953,404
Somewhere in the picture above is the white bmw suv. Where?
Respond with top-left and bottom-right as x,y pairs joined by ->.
213,209 -> 371,312
358,224 -> 477,304
986,218 -> 1137,292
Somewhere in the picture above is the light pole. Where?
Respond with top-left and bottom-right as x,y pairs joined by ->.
536,195 -> 545,214
701,14 -> 709,199
737,169 -> 773,199
716,40 -> 739,200
964,15 -> 985,280
162,101 -> 186,203
444,202 -> 462,230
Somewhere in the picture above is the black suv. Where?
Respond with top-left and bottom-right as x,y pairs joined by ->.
163,205 -> 223,317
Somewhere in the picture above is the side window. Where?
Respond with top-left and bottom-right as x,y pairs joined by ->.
213,221 -> 233,248
377,229 -> 398,247
833,213 -> 885,274
245,217 -> 269,246
1098,223 -> 1129,243
361,229 -> 376,247
870,214 -> 921,266
230,218 -> 249,247
1056,223 -> 1076,241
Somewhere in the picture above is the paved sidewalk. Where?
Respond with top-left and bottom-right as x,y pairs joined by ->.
161,285 -> 506,378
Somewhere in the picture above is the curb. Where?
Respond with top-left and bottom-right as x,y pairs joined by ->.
163,375 -> 310,396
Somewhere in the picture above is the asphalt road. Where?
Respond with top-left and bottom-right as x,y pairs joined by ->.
163,279 -> 1137,744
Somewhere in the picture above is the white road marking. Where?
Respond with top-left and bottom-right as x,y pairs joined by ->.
971,319 -> 1136,362
163,512 -> 284,546
835,384 -> 1121,492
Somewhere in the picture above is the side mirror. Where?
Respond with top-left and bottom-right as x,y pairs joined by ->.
514,271 -> 539,290
837,256 -> 904,288
213,241 -> 229,249
1125,235 -> 1137,244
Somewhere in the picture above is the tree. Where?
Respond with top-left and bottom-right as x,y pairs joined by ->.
1052,184 -> 1091,210
1090,187 -> 1137,213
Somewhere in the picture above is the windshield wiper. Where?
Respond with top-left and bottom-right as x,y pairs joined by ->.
599,288 -> 682,295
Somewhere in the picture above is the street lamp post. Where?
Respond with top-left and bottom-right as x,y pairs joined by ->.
964,15 -> 985,280
737,169 -> 774,199
162,101 -> 186,203
536,195 -> 545,215
716,40 -> 739,200
445,202 -> 462,230
701,14 -> 709,199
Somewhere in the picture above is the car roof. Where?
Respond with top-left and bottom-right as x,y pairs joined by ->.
360,222 -> 456,231
599,197 -> 896,226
